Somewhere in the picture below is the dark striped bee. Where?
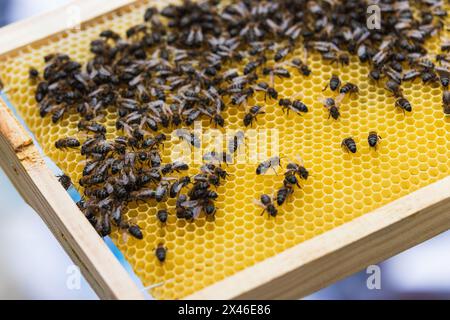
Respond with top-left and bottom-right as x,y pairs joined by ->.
385,80 -> 403,97
339,82 -> 359,96
130,188 -> 156,202
156,209 -> 169,224
169,176 -> 191,198
283,172 -> 301,188
228,131 -> 245,155
202,151 -> 232,164
256,156 -> 281,175
175,129 -> 201,148
78,120 -> 106,134
395,97 -> 412,113
276,185 -> 293,206
369,68 -> 382,82
155,244 -> 167,262
322,98 -> 340,120
278,98 -> 308,115
262,66 -> 291,85
142,134 -> 166,149
443,91 -> 450,116
289,58 -> 311,76
128,224 -> 143,240
254,82 -> 278,100
29,67 -> 39,80
286,157 -> 309,180
274,46 -> 291,62
57,174 -> 72,190
255,194 -> 277,218
243,60 -> 260,75
243,105 -> 265,127
323,74 -> 341,91
55,137 -> 80,149
341,137 -> 357,153
79,173 -> 106,187
368,131 -> 382,149
436,66 -> 449,88
155,180 -> 172,202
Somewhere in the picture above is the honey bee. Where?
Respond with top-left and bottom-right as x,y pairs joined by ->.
278,98 -> 308,115
274,45 -> 292,62
286,157 -> 309,180
341,137 -> 357,153
289,58 -> 311,76
283,172 -> 301,188
339,82 -> 359,96
169,176 -> 191,198
78,120 -> 106,134
322,97 -> 340,120
385,80 -> 403,97
443,91 -> 450,116
323,74 -> 341,91
368,131 -> 382,149
29,67 -> 39,80
175,129 -> 201,148
130,188 -> 156,203
395,97 -> 412,113
228,131 -> 245,155
155,244 -> 167,262
276,185 -> 293,206
243,105 -> 265,127
57,174 -> 72,190
256,156 -> 281,175
436,66 -> 449,88
79,173 -> 106,187
254,81 -> 278,100
156,209 -> 169,224
255,194 -> 277,217
55,137 -> 80,149
127,224 -> 143,240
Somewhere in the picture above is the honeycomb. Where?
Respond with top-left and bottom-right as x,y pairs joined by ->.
0,1 -> 449,300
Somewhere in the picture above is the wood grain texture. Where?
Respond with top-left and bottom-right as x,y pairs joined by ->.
186,175 -> 450,299
0,99 -> 144,300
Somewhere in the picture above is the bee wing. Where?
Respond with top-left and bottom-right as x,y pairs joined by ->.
192,206 -> 202,219
181,200 -> 199,207
335,93 -> 345,105
253,199 -> 264,208
294,154 -> 305,166
436,66 -> 450,76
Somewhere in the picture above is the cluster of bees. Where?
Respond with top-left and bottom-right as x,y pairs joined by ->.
255,156 -> 309,217
21,0 -> 449,263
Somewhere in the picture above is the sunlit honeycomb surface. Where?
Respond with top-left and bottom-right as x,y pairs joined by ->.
1,1 -> 449,299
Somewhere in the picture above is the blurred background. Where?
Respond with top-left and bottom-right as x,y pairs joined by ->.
0,0 -> 450,300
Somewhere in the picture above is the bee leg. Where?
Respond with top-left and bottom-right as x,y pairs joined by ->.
260,209 -> 266,216
322,84 -> 329,91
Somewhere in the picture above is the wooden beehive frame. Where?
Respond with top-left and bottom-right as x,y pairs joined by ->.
1,0 -> 449,300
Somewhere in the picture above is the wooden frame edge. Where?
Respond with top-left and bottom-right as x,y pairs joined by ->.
0,98 -> 144,300
187,176 -> 450,299
0,0 -> 136,57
